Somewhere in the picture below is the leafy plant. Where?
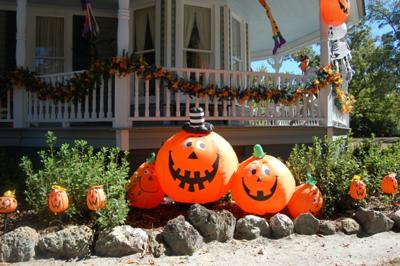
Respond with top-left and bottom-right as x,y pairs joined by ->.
20,131 -> 130,229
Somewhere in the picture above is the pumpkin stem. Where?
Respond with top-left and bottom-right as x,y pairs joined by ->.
253,144 -> 266,159
3,190 -> 16,198
353,175 -> 361,181
146,152 -> 156,164
52,185 -> 66,192
306,173 -> 317,186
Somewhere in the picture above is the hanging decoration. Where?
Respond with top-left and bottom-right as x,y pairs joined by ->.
80,0 -> 99,39
258,0 -> 286,54
299,55 -> 310,74
321,0 -> 350,26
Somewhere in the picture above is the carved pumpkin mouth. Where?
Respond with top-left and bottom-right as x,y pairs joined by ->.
168,151 -> 219,192
339,0 -> 349,14
356,189 -> 365,196
241,176 -> 278,201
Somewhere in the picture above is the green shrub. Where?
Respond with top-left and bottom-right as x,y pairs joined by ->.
20,132 -> 130,229
0,149 -> 25,202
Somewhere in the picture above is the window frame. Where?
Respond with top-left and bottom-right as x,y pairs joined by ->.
230,11 -> 245,71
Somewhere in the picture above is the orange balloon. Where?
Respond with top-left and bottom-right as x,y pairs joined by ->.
86,185 -> 106,211
0,190 -> 17,214
288,177 -> 323,218
349,175 -> 367,200
156,129 -> 238,204
127,153 -> 165,209
320,0 -> 350,26
48,185 -> 69,214
381,173 -> 398,194
231,145 -> 295,215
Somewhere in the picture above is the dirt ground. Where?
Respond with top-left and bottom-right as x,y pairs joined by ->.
7,231 -> 400,266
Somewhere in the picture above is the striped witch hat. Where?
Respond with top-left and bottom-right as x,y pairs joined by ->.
182,107 -> 214,133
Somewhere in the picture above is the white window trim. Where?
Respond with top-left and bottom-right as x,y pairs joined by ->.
230,10 -> 246,71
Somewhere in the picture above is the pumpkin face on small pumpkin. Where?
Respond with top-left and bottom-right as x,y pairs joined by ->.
48,185 -> 69,214
381,173 -> 398,194
230,145 -> 295,215
127,153 -> 164,209
156,108 -> 238,203
349,175 -> 367,200
86,185 -> 106,211
0,190 -> 17,214
288,175 -> 323,218
320,0 -> 350,26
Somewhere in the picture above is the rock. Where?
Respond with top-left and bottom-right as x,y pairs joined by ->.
234,215 -> 270,240
318,220 -> 337,235
37,225 -> 93,259
187,204 -> 236,242
162,215 -> 203,256
355,207 -> 394,235
95,226 -> 148,257
269,213 -> 294,238
390,209 -> 400,229
148,232 -> 166,258
340,218 -> 360,235
294,213 -> 319,235
0,227 -> 39,262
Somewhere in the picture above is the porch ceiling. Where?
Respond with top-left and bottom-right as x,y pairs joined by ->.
27,0 -> 117,10
227,0 -> 365,61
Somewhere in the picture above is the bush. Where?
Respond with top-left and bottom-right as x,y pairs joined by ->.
20,132 -> 130,229
0,149 -> 25,202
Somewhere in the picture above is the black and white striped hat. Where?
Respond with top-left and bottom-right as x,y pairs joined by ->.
182,107 -> 214,133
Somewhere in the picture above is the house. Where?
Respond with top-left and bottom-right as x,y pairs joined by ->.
0,0 -> 365,161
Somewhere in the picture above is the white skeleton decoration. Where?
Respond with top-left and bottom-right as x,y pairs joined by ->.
328,23 -> 354,81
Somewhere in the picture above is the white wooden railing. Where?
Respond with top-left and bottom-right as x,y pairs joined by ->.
0,90 -> 12,122
128,67 -> 324,127
25,71 -> 114,124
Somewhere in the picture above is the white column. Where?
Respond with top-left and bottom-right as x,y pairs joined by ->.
13,0 -> 27,128
319,11 -> 334,136
113,0 -> 131,150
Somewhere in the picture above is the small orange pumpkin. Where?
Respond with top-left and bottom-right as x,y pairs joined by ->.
48,185 -> 69,214
349,175 -> 367,200
288,174 -> 323,218
381,173 -> 398,194
230,144 -> 296,215
127,153 -> 165,209
156,108 -> 238,203
86,185 -> 106,211
0,190 -> 18,214
320,0 -> 350,26
299,55 -> 309,73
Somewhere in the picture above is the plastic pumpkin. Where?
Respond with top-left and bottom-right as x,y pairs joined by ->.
0,190 -> 17,214
230,144 -> 296,215
349,175 -> 367,200
287,174 -> 323,218
48,185 -> 69,214
381,173 -> 398,194
86,185 -> 106,211
127,153 -> 165,209
320,0 -> 350,26
155,107 -> 238,204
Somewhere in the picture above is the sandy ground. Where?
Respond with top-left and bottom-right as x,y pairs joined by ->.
8,231 -> 400,266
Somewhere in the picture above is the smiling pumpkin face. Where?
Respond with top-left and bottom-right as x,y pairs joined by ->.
231,145 -> 295,215
0,190 -> 17,214
156,130 -> 238,203
320,0 -> 350,26
288,178 -> 323,219
349,176 -> 367,200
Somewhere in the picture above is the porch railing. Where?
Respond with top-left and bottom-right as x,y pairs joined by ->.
0,90 -> 12,122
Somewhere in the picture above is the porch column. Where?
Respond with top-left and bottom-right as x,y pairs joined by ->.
319,11 -> 333,135
13,0 -> 27,128
114,0 -> 131,150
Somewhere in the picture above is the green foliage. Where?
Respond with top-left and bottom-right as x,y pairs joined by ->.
0,149 -> 25,202
20,131 -> 130,229
289,46 -> 320,68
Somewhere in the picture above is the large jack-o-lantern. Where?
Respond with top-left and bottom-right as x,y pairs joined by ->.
321,0 -> 350,26
230,145 -> 295,215
0,190 -> 18,214
288,174 -> 323,218
127,153 -> 165,209
156,107 -> 238,203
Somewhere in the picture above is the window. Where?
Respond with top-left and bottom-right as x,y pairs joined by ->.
34,16 -> 64,74
231,16 -> 241,71
183,5 -> 212,69
134,6 -> 155,65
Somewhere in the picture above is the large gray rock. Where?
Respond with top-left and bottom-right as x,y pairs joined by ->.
162,215 -> 203,256
0,226 -> 39,262
187,204 -> 236,242
390,209 -> 400,229
269,213 -> 294,239
95,226 -> 148,257
318,220 -> 337,235
37,225 -> 93,259
355,207 -> 394,235
234,215 -> 270,240
294,213 -> 320,235
148,232 -> 166,258
341,218 -> 360,235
